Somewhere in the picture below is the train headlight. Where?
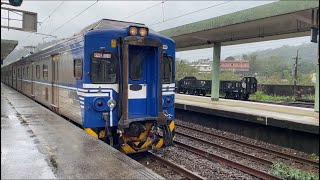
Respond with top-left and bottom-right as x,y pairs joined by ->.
139,28 -> 148,36
166,96 -> 172,104
129,27 -> 138,36
108,99 -> 116,109
93,97 -> 106,111
97,101 -> 103,107
164,96 -> 173,106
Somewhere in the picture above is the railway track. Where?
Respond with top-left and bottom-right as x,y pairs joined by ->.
174,141 -> 281,180
176,123 -> 319,167
132,151 -> 205,180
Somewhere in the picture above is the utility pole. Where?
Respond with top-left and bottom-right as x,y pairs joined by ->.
292,49 -> 301,97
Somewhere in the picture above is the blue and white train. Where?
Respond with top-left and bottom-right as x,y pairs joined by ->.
1,19 -> 176,153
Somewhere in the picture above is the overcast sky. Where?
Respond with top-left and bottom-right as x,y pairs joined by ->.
1,1 -> 313,61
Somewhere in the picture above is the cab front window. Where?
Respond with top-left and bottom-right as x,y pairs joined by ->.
90,52 -> 117,83
163,56 -> 173,83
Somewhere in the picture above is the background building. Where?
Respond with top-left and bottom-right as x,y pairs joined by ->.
191,58 -> 250,73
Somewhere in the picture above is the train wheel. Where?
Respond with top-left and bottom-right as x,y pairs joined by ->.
243,94 -> 250,101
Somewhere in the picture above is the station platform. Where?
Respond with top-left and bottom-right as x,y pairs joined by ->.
1,83 -> 163,179
175,94 -> 319,134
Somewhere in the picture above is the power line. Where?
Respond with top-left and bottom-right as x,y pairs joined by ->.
40,1 -> 65,26
19,1 -> 64,47
49,0 -> 99,35
121,1 -> 164,20
149,1 -> 232,27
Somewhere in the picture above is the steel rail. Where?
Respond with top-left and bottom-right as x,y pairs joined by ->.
176,123 -> 319,167
175,131 -> 273,166
146,151 -> 205,180
175,141 -> 281,180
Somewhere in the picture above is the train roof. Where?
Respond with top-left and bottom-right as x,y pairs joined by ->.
2,19 -> 162,67
78,19 -> 156,35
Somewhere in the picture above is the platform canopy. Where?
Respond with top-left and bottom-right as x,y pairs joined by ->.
1,39 -> 18,62
159,1 -> 319,51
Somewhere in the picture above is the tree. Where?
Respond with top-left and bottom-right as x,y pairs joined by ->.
242,54 -> 249,60
175,59 -> 199,80
225,56 -> 235,60
220,72 -> 240,81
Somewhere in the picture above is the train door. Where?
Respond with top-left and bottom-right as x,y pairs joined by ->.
31,62 -> 34,98
51,55 -> 59,111
12,64 -> 17,89
127,45 -> 159,118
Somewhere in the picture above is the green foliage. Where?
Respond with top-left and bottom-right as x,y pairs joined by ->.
300,94 -> 315,101
225,56 -> 235,60
311,154 -> 319,161
270,162 -> 319,180
175,59 -> 199,80
220,72 -> 241,81
250,91 -> 296,102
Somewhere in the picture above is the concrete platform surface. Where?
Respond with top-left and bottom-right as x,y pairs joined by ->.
1,83 -> 163,179
175,94 -> 319,134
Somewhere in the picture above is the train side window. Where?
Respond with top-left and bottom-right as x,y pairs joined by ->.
17,68 -> 20,78
27,67 -> 29,78
129,49 -> 143,81
36,65 -> 40,79
43,64 -> 48,80
23,68 -> 25,78
163,56 -> 173,83
74,58 -> 83,80
90,52 -> 116,83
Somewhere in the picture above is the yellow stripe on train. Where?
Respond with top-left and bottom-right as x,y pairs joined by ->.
85,128 -> 98,138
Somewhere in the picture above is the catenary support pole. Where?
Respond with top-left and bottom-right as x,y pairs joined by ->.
211,42 -> 221,101
315,63 -> 319,112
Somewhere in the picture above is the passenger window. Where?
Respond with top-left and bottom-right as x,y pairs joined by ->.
23,68 -> 25,78
27,67 -> 29,78
17,68 -> 20,78
74,58 -> 83,80
90,52 -> 116,83
36,65 -> 40,79
129,49 -> 143,81
43,64 -> 48,80
163,56 -> 173,83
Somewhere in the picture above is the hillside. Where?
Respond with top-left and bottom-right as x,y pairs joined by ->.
244,43 -> 318,64
3,39 -> 62,66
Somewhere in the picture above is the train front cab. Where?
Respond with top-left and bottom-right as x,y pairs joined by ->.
118,35 -> 175,153
82,25 -> 175,154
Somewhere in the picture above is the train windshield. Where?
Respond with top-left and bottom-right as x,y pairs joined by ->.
163,56 -> 172,83
90,52 -> 116,83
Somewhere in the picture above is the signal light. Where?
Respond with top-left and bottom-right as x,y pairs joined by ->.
139,28 -> 148,36
9,0 -> 23,6
129,27 -> 138,36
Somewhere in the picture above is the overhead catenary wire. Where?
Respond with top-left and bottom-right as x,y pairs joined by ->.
49,0 -> 99,36
149,1 -> 232,27
39,1 -> 65,26
121,1 -> 165,20
20,1 -> 65,47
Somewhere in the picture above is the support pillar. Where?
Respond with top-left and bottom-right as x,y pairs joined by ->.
315,26 -> 319,112
315,62 -> 319,112
211,42 -> 221,101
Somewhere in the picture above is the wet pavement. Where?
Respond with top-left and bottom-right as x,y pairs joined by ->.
1,83 -> 163,179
